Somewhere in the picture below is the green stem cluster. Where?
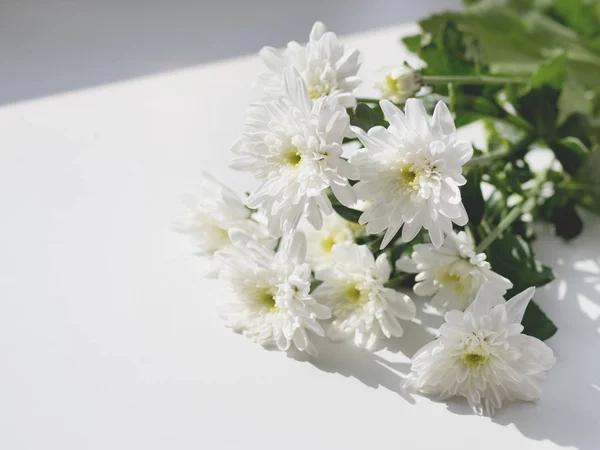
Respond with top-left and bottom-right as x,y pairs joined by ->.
475,196 -> 536,253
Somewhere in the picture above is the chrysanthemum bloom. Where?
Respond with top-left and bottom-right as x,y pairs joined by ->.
396,231 -> 512,310
313,242 -> 416,350
407,285 -> 556,416
350,98 -> 473,248
217,230 -> 331,355
231,67 -> 359,236
258,21 -> 362,108
174,172 -> 272,276
302,213 -> 364,271
375,66 -> 422,104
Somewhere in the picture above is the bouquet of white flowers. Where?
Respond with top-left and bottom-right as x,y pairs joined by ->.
177,0 -> 600,416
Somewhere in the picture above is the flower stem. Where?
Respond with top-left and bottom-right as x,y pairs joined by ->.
466,150 -> 509,167
422,75 -> 528,85
466,132 -> 537,167
475,196 -> 536,253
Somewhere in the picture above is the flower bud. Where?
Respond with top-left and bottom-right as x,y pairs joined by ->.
375,66 -> 422,104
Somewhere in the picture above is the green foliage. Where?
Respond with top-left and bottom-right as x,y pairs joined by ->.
328,190 -> 362,223
573,147 -> 600,214
396,0 -> 600,340
520,300 -> 559,342
462,167 -> 485,226
486,234 -> 557,340
349,103 -> 388,131
550,136 -> 589,174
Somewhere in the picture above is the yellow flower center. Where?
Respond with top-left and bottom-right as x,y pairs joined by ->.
257,288 -> 278,311
307,80 -> 334,100
345,283 -> 363,303
284,148 -> 302,166
462,351 -> 488,367
399,164 -> 419,189
439,260 -> 474,297
321,235 -> 337,253
384,74 -> 400,92
308,86 -> 325,100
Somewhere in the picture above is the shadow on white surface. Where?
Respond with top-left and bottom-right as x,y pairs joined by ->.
294,214 -> 600,449
442,215 -> 600,449
288,296 -> 448,405
291,338 -> 416,404
0,0 -> 461,106
490,216 -> 600,450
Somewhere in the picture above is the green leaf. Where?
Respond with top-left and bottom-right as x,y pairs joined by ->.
310,279 -> 323,292
328,192 -> 362,224
521,300 -> 558,341
350,103 -> 388,131
486,233 -> 556,340
573,147 -> 600,214
487,233 -> 555,297
558,113 -> 593,147
515,86 -> 560,138
402,34 -> 421,53
453,95 -> 505,127
462,167 -> 485,226
530,54 -> 567,90
416,14 -> 482,80
552,0 -> 600,39
487,160 -> 534,196
549,136 -> 589,175
557,79 -> 593,125
442,3 -> 600,89
552,204 -> 584,240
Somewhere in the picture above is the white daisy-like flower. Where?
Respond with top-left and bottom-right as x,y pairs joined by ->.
217,229 -> 331,355
350,98 -> 473,248
230,67 -> 359,236
302,213 -> 364,270
174,172 -> 272,275
258,21 -> 362,108
375,66 -> 422,104
396,231 -> 513,310
407,285 -> 556,416
313,242 -> 416,350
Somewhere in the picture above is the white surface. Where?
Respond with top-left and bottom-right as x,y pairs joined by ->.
1,25 -> 599,450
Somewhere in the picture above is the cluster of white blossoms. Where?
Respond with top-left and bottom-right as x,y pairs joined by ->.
178,21 -> 556,416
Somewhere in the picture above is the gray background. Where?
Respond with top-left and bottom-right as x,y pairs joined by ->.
0,0 -> 461,106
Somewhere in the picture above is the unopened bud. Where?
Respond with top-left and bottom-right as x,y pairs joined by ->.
375,67 -> 422,104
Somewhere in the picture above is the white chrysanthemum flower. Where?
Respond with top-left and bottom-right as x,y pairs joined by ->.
217,230 -> 331,355
350,98 -> 473,248
396,231 -> 513,310
302,213 -> 364,270
375,66 -> 422,104
313,242 -> 416,350
230,67 -> 359,236
258,21 -> 362,108
174,172 -> 272,276
407,285 -> 556,416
